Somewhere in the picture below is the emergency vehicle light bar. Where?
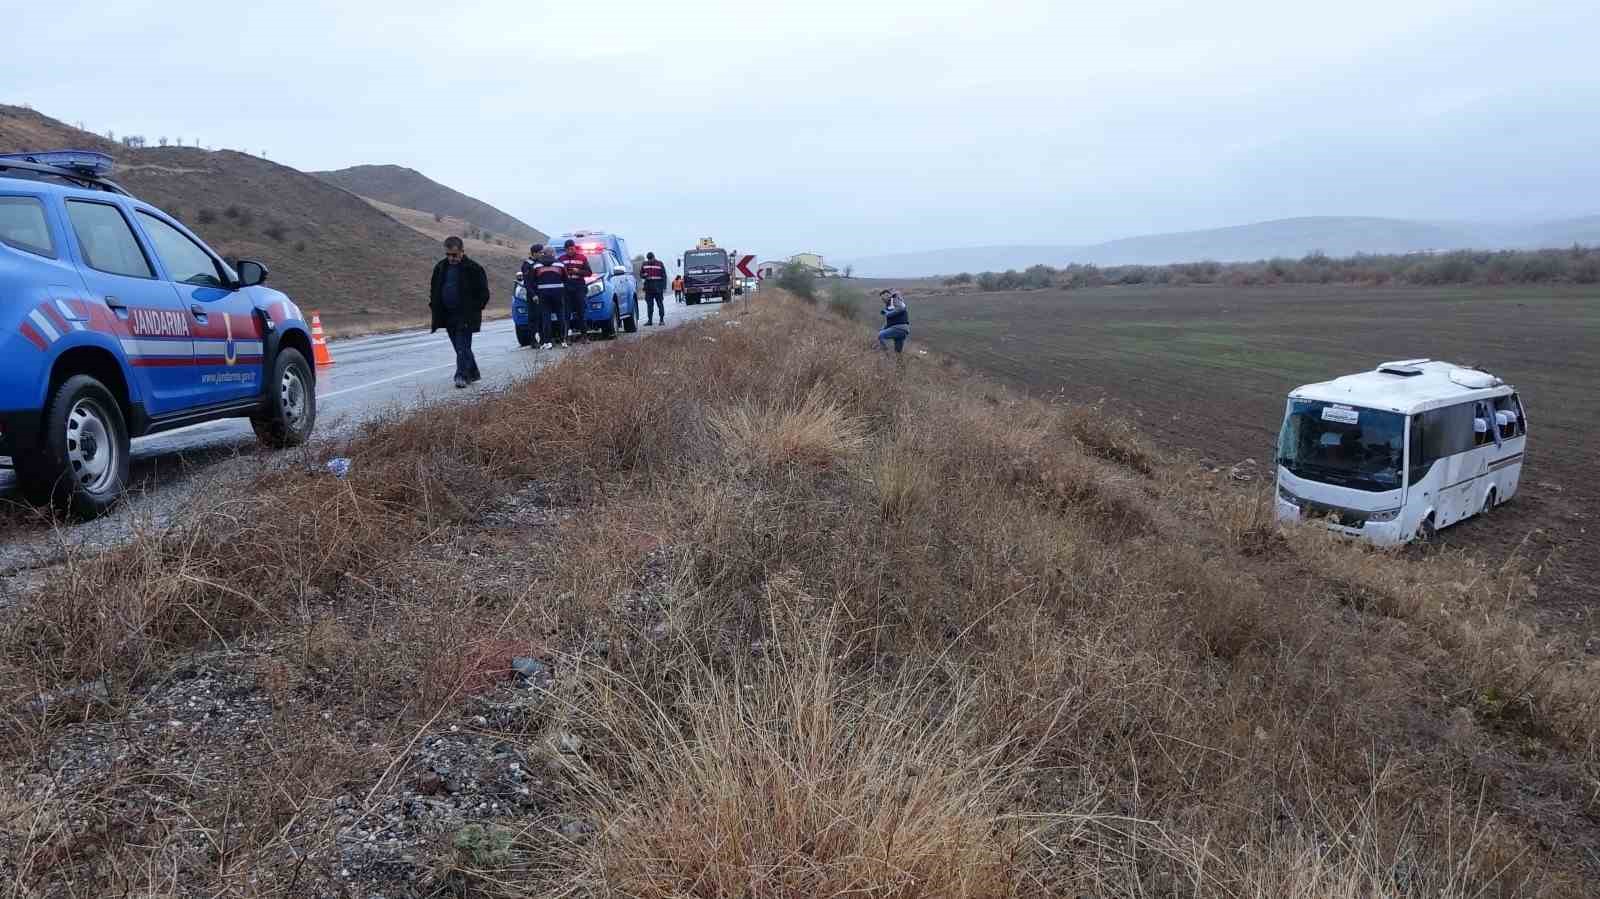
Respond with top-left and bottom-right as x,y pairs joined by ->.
0,149 -> 116,176
0,149 -> 129,195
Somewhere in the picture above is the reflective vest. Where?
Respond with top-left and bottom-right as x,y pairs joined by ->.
532,262 -> 566,294
558,250 -> 592,283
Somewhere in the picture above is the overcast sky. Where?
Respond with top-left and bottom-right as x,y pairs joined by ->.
6,0 -> 1597,262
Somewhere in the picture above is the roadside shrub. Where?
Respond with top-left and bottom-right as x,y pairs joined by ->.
293,240 -> 307,253
262,222 -> 288,242
1023,264 -> 1055,289
776,261 -> 817,302
958,246 -> 1600,292
827,285 -> 866,320
196,208 -> 217,225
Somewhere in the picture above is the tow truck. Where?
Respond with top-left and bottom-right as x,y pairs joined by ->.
681,238 -> 733,305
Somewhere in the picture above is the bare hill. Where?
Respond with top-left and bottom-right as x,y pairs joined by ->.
0,105 -> 522,332
313,164 -> 545,246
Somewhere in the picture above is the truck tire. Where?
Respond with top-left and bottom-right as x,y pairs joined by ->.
252,348 -> 316,449
623,302 -> 638,334
19,374 -> 131,519
600,304 -> 618,339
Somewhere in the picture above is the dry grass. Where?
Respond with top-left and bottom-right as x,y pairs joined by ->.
1,292 -> 1597,896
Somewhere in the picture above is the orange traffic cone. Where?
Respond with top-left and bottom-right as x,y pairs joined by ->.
310,312 -> 335,366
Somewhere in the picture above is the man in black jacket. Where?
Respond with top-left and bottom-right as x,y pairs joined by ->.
430,236 -> 491,388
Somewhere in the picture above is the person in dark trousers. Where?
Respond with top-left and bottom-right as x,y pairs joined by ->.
672,274 -> 684,304
640,251 -> 668,325
877,288 -> 910,354
531,250 -> 567,348
430,236 -> 490,387
519,243 -> 546,346
557,239 -> 594,345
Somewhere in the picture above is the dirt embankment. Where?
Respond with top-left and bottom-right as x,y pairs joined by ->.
0,295 -> 1596,897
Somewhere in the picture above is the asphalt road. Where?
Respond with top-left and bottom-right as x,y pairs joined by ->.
0,301 -> 726,577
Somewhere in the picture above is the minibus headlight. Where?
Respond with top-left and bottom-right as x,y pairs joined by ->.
1277,484 -> 1300,507
1367,508 -> 1401,523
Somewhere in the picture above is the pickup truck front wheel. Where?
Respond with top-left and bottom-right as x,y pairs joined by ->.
18,374 -> 131,519
252,348 -> 316,448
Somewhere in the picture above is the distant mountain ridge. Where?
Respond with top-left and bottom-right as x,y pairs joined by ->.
844,215 -> 1600,278
314,164 -> 545,245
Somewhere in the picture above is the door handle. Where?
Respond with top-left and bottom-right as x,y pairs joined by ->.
104,295 -> 126,311
190,304 -> 206,316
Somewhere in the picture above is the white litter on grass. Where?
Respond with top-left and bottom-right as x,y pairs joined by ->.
702,336 -> 717,343
918,350 -> 928,356
724,320 -> 742,327
326,457 -> 352,478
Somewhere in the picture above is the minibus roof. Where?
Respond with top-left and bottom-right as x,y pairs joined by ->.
1288,359 -> 1514,414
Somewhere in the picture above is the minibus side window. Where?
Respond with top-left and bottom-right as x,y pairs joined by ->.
1473,402 -> 1493,447
1419,403 -> 1476,463
1492,395 -> 1524,440
1407,415 -> 1430,484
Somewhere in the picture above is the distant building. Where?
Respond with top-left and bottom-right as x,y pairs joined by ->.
758,252 -> 840,280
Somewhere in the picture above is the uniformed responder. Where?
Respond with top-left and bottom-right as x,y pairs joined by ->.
520,243 -> 546,346
672,274 -> 684,304
640,252 -> 669,326
557,239 -> 594,344
531,250 -> 567,349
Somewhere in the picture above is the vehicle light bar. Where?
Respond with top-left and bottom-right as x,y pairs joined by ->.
0,149 -> 115,176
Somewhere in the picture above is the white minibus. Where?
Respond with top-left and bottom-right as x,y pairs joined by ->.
1274,359 -> 1526,545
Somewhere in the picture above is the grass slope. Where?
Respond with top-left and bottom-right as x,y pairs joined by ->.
0,296 -> 1595,896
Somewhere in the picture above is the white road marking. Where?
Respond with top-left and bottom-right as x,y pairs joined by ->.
319,363 -> 459,399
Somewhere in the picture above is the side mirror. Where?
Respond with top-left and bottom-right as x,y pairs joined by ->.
237,259 -> 269,288
611,265 -> 628,277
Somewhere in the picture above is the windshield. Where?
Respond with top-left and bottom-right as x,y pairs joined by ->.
585,253 -> 606,274
685,251 -> 726,274
1277,399 -> 1405,492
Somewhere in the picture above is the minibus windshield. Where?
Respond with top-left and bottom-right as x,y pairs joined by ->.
1277,399 -> 1405,492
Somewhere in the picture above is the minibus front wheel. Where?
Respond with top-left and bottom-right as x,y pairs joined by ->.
1415,515 -> 1438,544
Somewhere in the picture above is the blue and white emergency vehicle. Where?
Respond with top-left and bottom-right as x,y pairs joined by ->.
0,150 -> 317,518
553,230 -> 639,338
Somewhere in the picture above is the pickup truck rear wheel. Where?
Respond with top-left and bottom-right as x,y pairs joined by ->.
252,348 -> 316,448
19,374 -> 131,519
600,304 -> 618,339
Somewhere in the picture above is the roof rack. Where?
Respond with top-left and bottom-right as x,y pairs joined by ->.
0,150 -> 131,196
